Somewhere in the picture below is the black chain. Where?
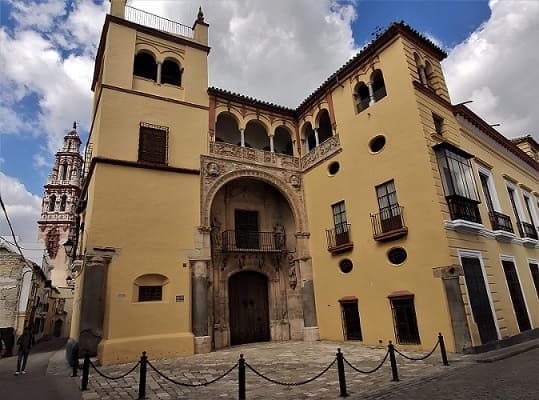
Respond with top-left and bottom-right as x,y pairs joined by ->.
88,360 -> 140,380
393,339 -> 440,361
343,350 -> 389,374
245,358 -> 336,386
146,359 -> 238,387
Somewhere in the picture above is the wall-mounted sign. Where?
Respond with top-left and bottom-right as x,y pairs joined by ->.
175,295 -> 184,302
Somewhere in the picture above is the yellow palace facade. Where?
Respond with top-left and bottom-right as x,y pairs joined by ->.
69,1 -> 539,365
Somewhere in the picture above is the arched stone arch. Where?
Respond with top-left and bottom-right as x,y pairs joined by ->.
244,119 -> 269,150
301,121 -> 316,153
273,125 -> 294,156
215,112 -> 240,144
161,57 -> 182,86
201,167 -> 307,234
133,49 -> 157,81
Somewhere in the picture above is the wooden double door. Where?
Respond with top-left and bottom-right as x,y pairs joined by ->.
229,271 -> 270,346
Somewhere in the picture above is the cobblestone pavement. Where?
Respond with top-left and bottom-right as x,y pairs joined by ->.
360,347 -> 539,400
50,341 -> 473,400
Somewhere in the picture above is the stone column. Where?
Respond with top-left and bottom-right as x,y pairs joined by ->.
269,135 -> 275,153
296,233 -> 319,341
367,82 -> 375,105
192,259 -> 211,353
79,256 -> 109,356
313,128 -> 320,147
156,61 -> 162,84
240,128 -> 245,147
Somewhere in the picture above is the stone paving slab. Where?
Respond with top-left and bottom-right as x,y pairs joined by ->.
52,341 -> 472,400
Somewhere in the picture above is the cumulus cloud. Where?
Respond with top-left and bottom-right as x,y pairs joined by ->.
444,0 -> 539,139
0,173 -> 42,242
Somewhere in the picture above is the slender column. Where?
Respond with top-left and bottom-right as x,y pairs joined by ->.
156,62 -> 162,84
269,135 -> 275,153
418,65 -> 428,86
367,82 -> 375,105
192,259 -> 211,353
240,128 -> 245,147
313,128 -> 320,147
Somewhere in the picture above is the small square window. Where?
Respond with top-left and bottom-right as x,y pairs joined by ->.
433,114 -> 444,136
138,286 -> 162,302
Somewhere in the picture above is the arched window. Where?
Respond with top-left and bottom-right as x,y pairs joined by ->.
354,82 -> 370,112
60,162 -> 68,180
215,113 -> 240,145
371,70 -> 387,102
162,59 -> 182,86
133,52 -> 157,81
60,195 -> 67,212
244,120 -> 269,151
48,195 -> 56,211
134,274 -> 169,302
424,61 -> 435,90
414,52 -> 425,84
302,123 -> 316,152
317,110 -> 332,144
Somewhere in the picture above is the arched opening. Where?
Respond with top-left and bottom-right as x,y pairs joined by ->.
133,51 -> 157,81
414,52 -> 424,84
215,113 -> 240,145
424,61 -> 435,90
208,176 -> 300,349
302,122 -> 316,153
133,273 -> 169,302
354,82 -> 370,112
162,59 -> 182,86
273,126 -> 294,156
371,70 -> 387,102
60,195 -> 67,212
48,195 -> 56,211
317,109 -> 332,144
60,162 -> 68,180
244,120 -> 269,151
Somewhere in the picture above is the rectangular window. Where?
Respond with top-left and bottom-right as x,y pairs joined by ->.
138,122 -> 168,164
390,297 -> 420,345
138,286 -> 163,302
530,262 -> 539,299
376,180 -> 403,232
434,143 -> 481,222
332,201 -> 350,245
432,114 -> 444,136
501,259 -> 531,332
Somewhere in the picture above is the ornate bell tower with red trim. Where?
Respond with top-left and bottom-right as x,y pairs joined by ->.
38,122 -> 83,287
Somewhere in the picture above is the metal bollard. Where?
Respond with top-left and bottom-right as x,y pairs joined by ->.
438,332 -> 449,366
388,342 -> 399,382
71,346 -> 79,377
138,351 -> 147,400
81,352 -> 90,390
238,354 -> 246,400
336,348 -> 348,397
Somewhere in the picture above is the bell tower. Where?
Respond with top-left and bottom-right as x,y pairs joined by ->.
38,122 -> 83,287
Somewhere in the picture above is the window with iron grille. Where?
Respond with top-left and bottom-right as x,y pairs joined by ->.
390,297 -> 420,345
138,122 -> 168,164
138,286 -> 162,302
530,263 -> 539,299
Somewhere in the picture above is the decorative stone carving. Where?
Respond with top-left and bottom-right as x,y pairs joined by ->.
207,162 -> 219,176
301,135 -> 342,170
289,174 -> 300,188
288,254 -> 297,290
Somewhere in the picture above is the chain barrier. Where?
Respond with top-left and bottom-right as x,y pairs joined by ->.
393,339 -> 440,361
343,350 -> 389,374
146,359 -> 239,387
245,358 -> 337,386
88,360 -> 140,380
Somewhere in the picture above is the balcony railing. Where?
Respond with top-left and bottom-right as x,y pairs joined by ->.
221,230 -> 286,252
210,142 -> 300,170
518,221 -> 538,240
124,5 -> 194,38
489,211 -> 514,233
371,205 -> 408,241
446,195 -> 482,224
326,223 -> 353,253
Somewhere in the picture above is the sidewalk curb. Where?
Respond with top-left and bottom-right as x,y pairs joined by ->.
474,340 -> 539,363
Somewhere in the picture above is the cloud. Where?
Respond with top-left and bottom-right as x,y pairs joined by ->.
0,172 -> 42,242
443,0 -> 539,139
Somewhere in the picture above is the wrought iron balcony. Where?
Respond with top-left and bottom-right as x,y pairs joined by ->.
489,211 -> 514,233
518,221 -> 538,240
371,205 -> 408,242
446,195 -> 482,224
221,230 -> 286,252
326,223 -> 353,253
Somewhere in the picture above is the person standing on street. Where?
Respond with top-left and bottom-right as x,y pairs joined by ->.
14,327 -> 33,376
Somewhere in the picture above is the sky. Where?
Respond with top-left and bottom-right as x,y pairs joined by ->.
0,0 -> 538,243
